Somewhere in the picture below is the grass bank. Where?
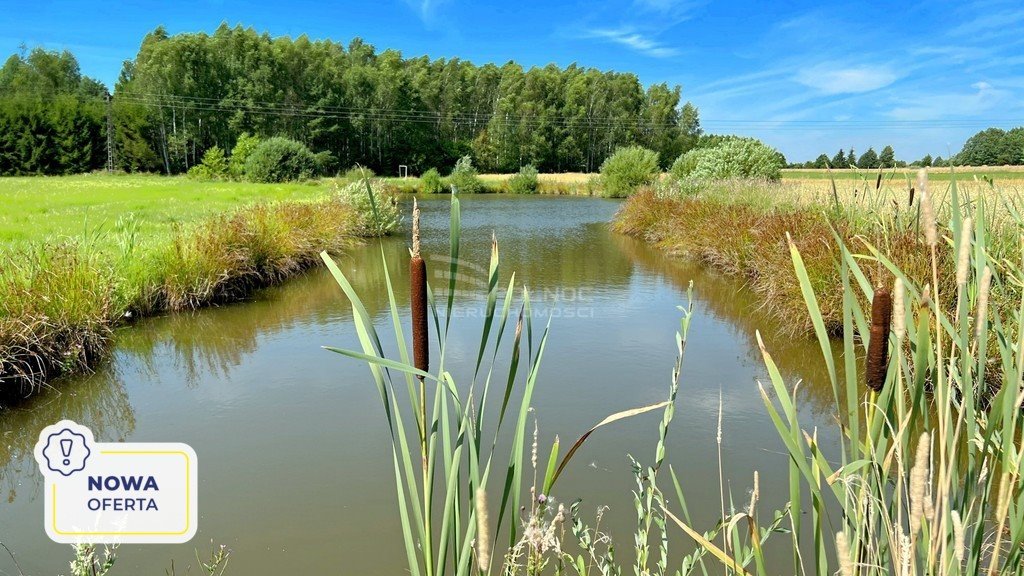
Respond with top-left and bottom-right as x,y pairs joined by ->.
614,177 -> 1019,335
0,175 -> 368,400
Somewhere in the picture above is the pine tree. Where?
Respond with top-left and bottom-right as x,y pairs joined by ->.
879,145 -> 895,168
831,149 -> 847,168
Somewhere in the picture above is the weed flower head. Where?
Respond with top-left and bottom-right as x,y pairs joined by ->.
956,218 -> 973,286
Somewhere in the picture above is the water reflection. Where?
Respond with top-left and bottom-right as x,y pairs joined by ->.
0,195 -> 842,575
0,364 -> 135,502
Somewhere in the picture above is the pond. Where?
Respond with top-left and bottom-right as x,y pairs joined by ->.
0,195 -> 838,574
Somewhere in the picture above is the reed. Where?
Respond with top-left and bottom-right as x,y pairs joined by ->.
332,171 -> 1024,575
662,172 -> 1024,575
1,197 -> 362,399
322,182 -> 676,576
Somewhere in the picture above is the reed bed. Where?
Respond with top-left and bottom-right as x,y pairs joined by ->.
615,176 -> 1020,335
334,169 -> 1024,575
0,197 -> 361,400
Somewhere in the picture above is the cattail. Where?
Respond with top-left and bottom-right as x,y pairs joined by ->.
475,487 -> 491,572
410,199 -> 429,376
951,510 -> 965,565
910,431 -> 930,536
866,286 -> 893,392
918,169 -> 937,247
835,531 -> 855,576
975,266 -> 992,340
876,172 -> 883,191
956,218 -> 973,286
894,278 -> 906,342
908,186 -> 915,208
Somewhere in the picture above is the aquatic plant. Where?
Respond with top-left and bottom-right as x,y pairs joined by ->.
322,186 -> 671,576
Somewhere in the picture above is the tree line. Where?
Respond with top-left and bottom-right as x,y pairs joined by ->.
0,25 -> 704,176
798,126 -> 1024,170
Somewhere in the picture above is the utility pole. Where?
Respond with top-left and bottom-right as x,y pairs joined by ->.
105,92 -> 115,173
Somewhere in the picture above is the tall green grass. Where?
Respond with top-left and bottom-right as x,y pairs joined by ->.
1,197 -> 363,399
334,170 -> 1024,575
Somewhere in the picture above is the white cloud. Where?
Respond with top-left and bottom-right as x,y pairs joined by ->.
405,0 -> 450,24
886,82 -> 1009,121
795,65 -> 899,94
584,27 -> 680,58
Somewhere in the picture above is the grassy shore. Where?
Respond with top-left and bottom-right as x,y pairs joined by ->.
0,174 -> 365,400
614,176 -> 1021,336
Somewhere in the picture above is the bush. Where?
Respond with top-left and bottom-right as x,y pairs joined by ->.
668,152 -> 699,182
448,155 -> 482,194
671,137 -> 783,181
336,179 -> 400,236
187,145 -> 229,180
420,168 -> 444,194
339,166 -> 375,186
507,164 -> 539,194
599,146 -> 660,198
229,133 -> 261,178
244,137 -> 317,183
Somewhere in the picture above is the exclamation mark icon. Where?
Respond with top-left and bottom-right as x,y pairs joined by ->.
60,439 -> 72,466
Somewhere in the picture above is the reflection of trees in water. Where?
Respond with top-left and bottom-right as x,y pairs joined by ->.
0,364 -> 134,503
611,231 -> 847,415
104,213 -> 638,390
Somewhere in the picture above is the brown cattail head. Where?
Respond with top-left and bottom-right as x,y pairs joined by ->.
908,186 -> 915,208
866,286 -> 893,392
410,201 -> 429,376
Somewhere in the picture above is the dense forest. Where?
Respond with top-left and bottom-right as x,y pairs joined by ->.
2,25 -> 1021,177
0,25 -> 703,176
0,48 -> 108,175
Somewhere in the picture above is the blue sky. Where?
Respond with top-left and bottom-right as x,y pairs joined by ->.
2,0 -> 1022,162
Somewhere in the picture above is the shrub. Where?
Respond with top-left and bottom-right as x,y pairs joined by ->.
672,137 -> 783,181
340,166 -> 375,186
244,137 -> 317,183
448,155 -> 482,194
420,167 -> 444,194
507,164 -> 539,194
336,179 -> 400,236
186,145 -> 228,180
669,151 -> 699,181
599,146 -> 660,198
229,133 -> 260,178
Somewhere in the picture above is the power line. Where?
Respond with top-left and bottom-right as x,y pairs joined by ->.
2,91 -> 1022,132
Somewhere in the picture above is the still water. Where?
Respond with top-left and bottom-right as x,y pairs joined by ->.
0,196 -> 838,574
